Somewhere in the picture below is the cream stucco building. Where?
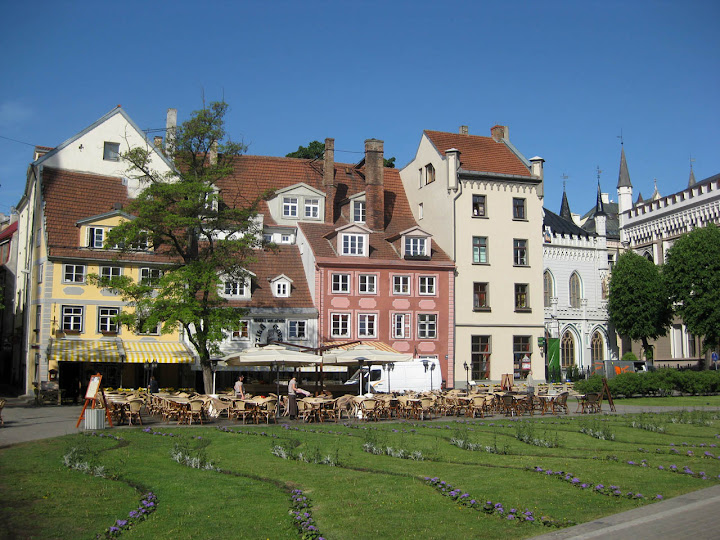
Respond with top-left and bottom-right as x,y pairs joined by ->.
400,126 -> 545,387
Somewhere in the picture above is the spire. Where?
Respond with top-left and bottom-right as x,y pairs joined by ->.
617,146 -> 632,189
635,192 -> 644,206
559,190 -> 572,220
688,157 -> 696,187
595,181 -> 606,216
651,179 -> 661,201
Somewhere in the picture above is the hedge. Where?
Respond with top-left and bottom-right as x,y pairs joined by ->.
574,369 -> 720,398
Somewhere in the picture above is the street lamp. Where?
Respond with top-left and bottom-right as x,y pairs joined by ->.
144,360 -> 158,389
429,362 -> 436,391
356,357 -> 368,395
463,361 -> 469,391
383,362 -> 395,393
210,359 -> 220,395
422,359 -> 430,391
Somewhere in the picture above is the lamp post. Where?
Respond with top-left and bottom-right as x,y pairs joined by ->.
422,358 -> 430,391
383,362 -> 395,393
356,358 -> 368,395
144,360 -> 158,389
463,361 -> 469,391
210,359 -> 220,395
430,362 -> 436,391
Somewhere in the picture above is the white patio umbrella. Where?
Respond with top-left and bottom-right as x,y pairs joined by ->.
222,345 -> 322,414
323,344 -> 413,395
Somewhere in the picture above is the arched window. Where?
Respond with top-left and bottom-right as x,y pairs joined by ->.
569,272 -> 582,308
561,330 -> 575,368
643,251 -> 654,263
591,331 -> 604,364
543,270 -> 553,307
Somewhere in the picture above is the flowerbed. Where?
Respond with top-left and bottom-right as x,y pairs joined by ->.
530,466 -> 662,500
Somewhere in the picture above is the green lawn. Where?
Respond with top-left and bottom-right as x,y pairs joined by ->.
2,410 -> 720,539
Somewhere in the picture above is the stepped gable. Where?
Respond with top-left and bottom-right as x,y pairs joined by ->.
424,130 -> 531,177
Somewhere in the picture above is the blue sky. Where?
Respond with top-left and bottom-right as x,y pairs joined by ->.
1,0 -> 718,218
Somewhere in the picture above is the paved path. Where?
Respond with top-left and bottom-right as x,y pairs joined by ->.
2,399 -> 720,538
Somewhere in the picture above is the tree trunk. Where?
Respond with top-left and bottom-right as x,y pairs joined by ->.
201,362 -> 213,393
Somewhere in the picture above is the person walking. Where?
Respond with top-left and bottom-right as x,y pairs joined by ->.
234,375 -> 246,399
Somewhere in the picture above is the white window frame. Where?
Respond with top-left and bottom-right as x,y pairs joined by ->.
101,266 -> 122,280
62,305 -> 84,332
358,274 -> 377,294
392,313 -> 411,339
223,280 -> 246,297
392,275 -> 410,295
417,313 -> 437,339
274,280 -> 290,297
331,273 -> 350,294
98,307 -> 119,334
358,313 -> 378,338
404,236 -> 427,257
340,233 -> 366,256
87,227 -> 105,248
288,320 -> 307,340
140,267 -> 162,287
330,313 -> 350,338
304,198 -> 320,219
283,197 -> 299,218
353,200 -> 366,223
63,264 -> 86,284
418,275 -> 436,295
281,234 -> 292,244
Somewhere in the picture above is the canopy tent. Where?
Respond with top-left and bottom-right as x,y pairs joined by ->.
323,343 -> 413,395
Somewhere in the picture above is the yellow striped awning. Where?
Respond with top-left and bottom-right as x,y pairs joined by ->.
50,339 -> 122,363
123,342 -> 195,364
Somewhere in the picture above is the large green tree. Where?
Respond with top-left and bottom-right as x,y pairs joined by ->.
607,250 -> 673,359
94,101 -> 267,392
663,223 -> 720,364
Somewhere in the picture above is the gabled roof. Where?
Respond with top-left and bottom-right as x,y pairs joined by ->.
423,130 -> 532,177
581,201 -> 620,240
34,106 -> 174,171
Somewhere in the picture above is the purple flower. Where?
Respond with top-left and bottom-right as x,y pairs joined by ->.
109,527 -> 120,533
656,494 -> 663,500
116,520 -> 128,527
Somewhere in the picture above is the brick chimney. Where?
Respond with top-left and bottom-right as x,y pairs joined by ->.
491,125 -> 508,142
323,138 -> 335,223
364,139 -> 384,231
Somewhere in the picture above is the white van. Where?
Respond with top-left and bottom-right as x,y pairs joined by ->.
345,358 -> 442,393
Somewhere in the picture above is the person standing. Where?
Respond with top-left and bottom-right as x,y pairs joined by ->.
288,373 -> 310,420
234,375 -> 246,399
148,376 -> 159,394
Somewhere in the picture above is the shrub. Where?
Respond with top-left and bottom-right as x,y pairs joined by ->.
609,372 -> 641,398
621,351 -> 639,362
574,373 -> 602,395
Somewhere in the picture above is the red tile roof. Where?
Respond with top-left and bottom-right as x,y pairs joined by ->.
218,155 -> 452,265
41,168 -> 165,263
424,130 -> 531,177
223,245 -> 314,309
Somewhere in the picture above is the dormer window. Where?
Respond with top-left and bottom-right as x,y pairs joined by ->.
270,275 -> 293,298
87,227 -> 105,248
283,197 -> 298,218
304,198 -> 320,219
341,233 -> 366,256
220,274 -> 251,299
353,200 -> 366,223
404,237 -> 427,257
